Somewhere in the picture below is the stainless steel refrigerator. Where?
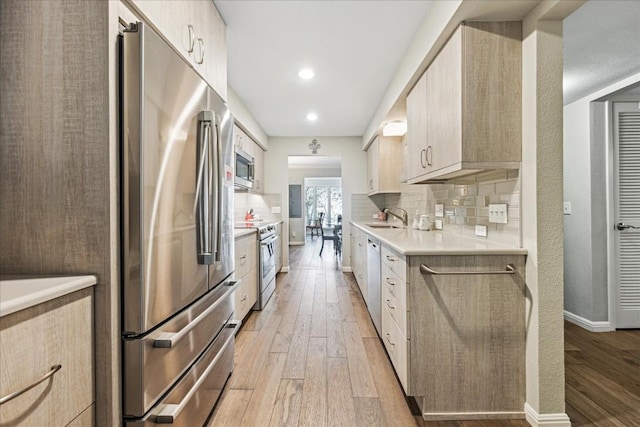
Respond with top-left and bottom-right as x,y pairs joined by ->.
121,22 -> 238,426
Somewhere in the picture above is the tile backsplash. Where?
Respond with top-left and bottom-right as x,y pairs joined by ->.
234,192 -> 282,223
353,169 -> 521,246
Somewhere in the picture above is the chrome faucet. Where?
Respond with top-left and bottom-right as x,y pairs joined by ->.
383,207 -> 408,227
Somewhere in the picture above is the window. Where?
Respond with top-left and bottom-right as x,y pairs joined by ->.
304,178 -> 342,226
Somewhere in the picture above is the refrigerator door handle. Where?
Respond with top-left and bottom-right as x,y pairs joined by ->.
196,111 -> 214,264
153,280 -> 240,348
150,321 -> 240,423
212,116 -> 224,262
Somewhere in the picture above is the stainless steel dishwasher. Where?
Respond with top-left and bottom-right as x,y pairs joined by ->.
367,236 -> 381,336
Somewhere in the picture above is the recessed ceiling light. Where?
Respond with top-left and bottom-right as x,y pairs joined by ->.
306,112 -> 318,122
298,68 -> 315,80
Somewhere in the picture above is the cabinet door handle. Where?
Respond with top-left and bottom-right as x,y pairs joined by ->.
385,277 -> 395,286
426,145 -> 433,166
0,364 -> 62,405
196,38 -> 204,64
385,255 -> 395,262
420,148 -> 426,168
240,294 -> 248,302
385,299 -> 395,310
187,25 -> 195,53
385,333 -> 395,346
239,254 -> 247,260
420,263 -> 517,276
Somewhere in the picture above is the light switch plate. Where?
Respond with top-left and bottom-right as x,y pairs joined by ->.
271,206 -> 281,214
488,204 -> 508,224
434,219 -> 443,230
563,202 -> 571,215
435,204 -> 444,218
475,225 -> 488,237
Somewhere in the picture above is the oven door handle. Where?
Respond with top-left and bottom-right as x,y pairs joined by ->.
153,281 -> 240,348
151,320 -> 241,423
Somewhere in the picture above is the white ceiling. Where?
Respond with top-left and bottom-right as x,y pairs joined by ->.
216,0 -> 640,138
563,0 -> 640,104
215,0 -> 433,137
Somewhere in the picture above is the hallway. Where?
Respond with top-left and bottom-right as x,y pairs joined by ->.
209,239 -> 529,426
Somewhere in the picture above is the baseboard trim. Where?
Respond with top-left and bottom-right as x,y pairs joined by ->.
342,266 -> 353,273
280,266 -> 289,273
563,310 -> 613,332
422,411 -> 524,421
524,403 -> 571,427
289,241 -> 305,246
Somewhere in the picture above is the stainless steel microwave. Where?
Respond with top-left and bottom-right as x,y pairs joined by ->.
234,146 -> 254,189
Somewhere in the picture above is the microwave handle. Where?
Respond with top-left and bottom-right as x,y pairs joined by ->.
195,111 -> 213,264
248,162 -> 255,182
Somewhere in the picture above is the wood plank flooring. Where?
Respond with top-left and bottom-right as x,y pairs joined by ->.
564,321 -> 640,426
209,238 -> 531,427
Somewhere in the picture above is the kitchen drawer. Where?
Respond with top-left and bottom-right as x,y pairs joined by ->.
381,301 -> 409,393
0,289 -> 94,426
382,280 -> 407,338
235,234 -> 257,278
382,246 -> 406,282
381,262 -> 406,316
123,280 -> 239,417
234,267 -> 257,321
125,321 -> 238,426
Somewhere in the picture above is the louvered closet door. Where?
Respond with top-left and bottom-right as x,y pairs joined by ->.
614,102 -> 640,328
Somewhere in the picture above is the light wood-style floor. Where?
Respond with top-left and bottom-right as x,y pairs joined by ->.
564,321 -> 640,426
208,238 -> 529,427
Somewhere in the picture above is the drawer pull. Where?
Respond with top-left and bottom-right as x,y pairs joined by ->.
385,255 -> 395,262
0,364 -> 62,405
385,277 -> 395,286
240,294 -> 248,302
154,280 -> 240,348
420,263 -> 517,276
151,321 -> 240,423
385,333 -> 395,346
385,299 -> 395,310
239,254 -> 247,260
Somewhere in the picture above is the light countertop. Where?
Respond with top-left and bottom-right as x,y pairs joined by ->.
0,275 -> 98,317
351,221 -> 527,256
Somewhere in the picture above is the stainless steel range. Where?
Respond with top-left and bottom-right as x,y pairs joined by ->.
256,224 -> 277,310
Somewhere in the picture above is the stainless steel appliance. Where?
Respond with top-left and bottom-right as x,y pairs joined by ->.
234,146 -> 255,190
256,224 -> 277,310
121,22 -> 238,426
367,237 -> 382,336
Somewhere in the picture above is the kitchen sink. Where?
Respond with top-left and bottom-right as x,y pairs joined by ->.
365,223 -> 402,229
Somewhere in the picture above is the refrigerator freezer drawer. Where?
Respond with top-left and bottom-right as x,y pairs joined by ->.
125,321 -> 237,426
123,280 -> 238,417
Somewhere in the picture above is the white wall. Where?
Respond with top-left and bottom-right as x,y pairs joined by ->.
288,167 -> 341,244
563,72 -> 640,324
264,137 -> 367,269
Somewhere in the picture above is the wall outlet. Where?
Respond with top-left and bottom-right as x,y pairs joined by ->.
435,204 -> 444,218
373,214 -> 378,219
563,202 -> 571,215
434,219 -> 443,230
271,206 -> 281,214
475,225 -> 488,237
488,204 -> 508,224
292,231 -> 296,238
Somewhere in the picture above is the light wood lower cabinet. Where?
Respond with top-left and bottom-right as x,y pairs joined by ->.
0,288 -> 95,426
350,226 -> 367,299
234,233 -> 258,322
408,255 -> 526,420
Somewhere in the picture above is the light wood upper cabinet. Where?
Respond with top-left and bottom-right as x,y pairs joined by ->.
126,0 -> 227,100
406,72 -> 429,180
407,21 -> 522,184
366,135 -> 402,195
